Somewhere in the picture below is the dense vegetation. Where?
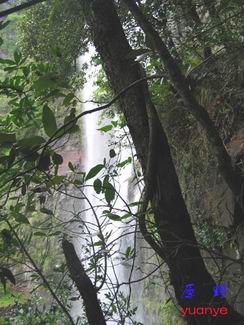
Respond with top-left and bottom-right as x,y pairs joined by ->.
0,1 -> 244,324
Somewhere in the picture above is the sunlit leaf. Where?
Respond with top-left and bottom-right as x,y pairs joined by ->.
98,125 -> 113,132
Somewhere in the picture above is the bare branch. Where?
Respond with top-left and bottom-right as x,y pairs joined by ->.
0,0 -> 46,18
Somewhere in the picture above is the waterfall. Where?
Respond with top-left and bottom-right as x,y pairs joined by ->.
63,48 -> 165,325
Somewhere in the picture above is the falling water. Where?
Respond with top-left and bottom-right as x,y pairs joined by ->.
65,48 -> 165,325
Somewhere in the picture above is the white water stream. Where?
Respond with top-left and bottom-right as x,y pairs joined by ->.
67,49 -> 145,324
56,47 -> 168,325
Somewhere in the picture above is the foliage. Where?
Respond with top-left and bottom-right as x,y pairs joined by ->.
0,284 -> 26,307
17,0 -> 88,77
0,0 -> 244,324
160,299 -> 184,325
194,221 -> 228,250
9,297 -> 70,325
0,13 -> 23,57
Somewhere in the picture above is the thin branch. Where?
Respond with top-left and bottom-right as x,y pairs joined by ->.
0,73 -> 163,185
0,0 -> 46,18
42,73 -> 163,154
4,218 -> 75,325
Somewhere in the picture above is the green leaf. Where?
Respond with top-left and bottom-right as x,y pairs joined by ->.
21,183 -> 27,196
93,240 -> 103,247
20,148 -> 39,161
50,231 -> 61,236
1,229 -> 12,245
74,179 -> 83,186
93,178 -> 102,194
105,182 -> 115,204
7,148 -> 16,167
98,125 -> 113,132
121,213 -> 132,220
33,76 -> 56,92
68,161 -> 75,171
34,232 -> 47,237
125,246 -> 132,258
14,49 -> 22,65
49,175 -> 65,185
102,175 -> 109,193
52,46 -> 62,58
111,120 -> 118,127
109,149 -> 116,158
63,112 -> 79,134
106,213 -> 120,221
18,136 -> 46,148
0,20 -> 10,30
42,105 -> 57,137
63,93 -> 75,106
117,157 -> 132,168
85,164 -> 104,181
0,132 -> 16,144
52,153 -> 63,165
4,66 -> 17,72
37,155 -> 51,171
15,213 -> 29,224
0,58 -> 15,65
68,124 -> 80,134
40,208 -> 53,215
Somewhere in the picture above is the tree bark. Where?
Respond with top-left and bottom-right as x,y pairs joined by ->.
83,0 -> 244,324
123,0 -> 244,226
62,239 -> 107,325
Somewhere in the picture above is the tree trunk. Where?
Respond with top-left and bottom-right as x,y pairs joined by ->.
62,239 -> 107,325
123,0 -> 244,226
83,0 -> 244,324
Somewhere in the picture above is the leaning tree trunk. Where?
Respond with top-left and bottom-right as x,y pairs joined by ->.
82,0 -> 244,324
62,240 -> 106,325
123,0 -> 244,227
